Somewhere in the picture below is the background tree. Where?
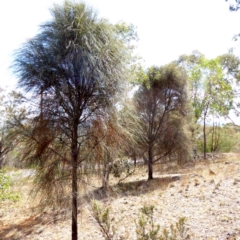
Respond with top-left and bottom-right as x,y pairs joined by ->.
0,89 -> 25,168
12,1 -> 134,239
134,63 -> 190,180
0,89 -> 11,169
218,53 -> 240,128
0,88 -> 8,168
178,53 -> 233,158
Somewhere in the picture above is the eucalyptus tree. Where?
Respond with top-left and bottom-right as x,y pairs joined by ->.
179,52 -> 234,158
134,64 -> 190,180
12,1 -> 134,239
218,53 -> 240,127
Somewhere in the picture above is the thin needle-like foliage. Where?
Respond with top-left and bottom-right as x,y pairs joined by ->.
134,63 -> 191,180
12,1 -> 135,239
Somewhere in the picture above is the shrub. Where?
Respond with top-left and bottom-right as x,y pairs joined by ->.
136,205 -> 191,240
91,200 -> 115,240
135,205 -> 160,240
91,201 -> 192,240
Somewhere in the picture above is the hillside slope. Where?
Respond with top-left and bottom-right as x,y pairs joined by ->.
0,153 -> 240,240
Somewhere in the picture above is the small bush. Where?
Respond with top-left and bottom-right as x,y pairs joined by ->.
112,159 -> 131,178
91,201 -> 192,240
136,205 -> 191,240
136,205 -> 160,240
91,200 -> 115,240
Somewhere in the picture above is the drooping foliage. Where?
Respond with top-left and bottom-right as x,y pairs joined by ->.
12,1 -> 134,239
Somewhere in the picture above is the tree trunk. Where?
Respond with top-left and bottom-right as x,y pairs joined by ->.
133,154 -> 136,167
71,123 -> 78,240
102,166 -> 109,189
203,114 -> 207,160
148,145 -> 153,180
102,150 -> 112,189
102,163 -> 110,189
72,160 -> 78,240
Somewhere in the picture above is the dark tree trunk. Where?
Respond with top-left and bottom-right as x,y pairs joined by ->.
148,145 -> 153,180
72,161 -> 78,240
71,122 -> 78,240
133,155 -> 137,167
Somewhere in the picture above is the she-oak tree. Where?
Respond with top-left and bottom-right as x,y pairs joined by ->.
134,64 -> 190,180
12,1 -> 134,239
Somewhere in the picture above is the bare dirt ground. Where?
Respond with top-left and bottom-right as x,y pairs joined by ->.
0,153 -> 240,240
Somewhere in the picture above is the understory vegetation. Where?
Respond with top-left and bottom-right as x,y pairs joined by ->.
91,201 -> 191,240
1,154 -> 240,239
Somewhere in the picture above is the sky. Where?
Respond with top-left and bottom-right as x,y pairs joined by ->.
1,0 -> 240,90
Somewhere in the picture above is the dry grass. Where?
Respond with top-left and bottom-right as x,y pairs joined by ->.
0,153 -> 240,239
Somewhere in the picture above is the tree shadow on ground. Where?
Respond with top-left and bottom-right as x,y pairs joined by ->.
0,212 -> 62,240
87,175 -> 181,201
0,215 -> 39,240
